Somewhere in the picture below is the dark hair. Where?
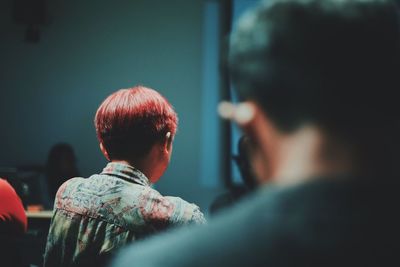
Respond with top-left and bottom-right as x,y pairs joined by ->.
229,0 -> 400,174
46,143 -> 79,198
230,0 -> 400,132
95,86 -> 178,160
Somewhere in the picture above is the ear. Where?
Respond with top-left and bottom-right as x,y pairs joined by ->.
162,132 -> 173,154
235,101 -> 280,183
99,143 -> 111,161
239,103 -> 277,143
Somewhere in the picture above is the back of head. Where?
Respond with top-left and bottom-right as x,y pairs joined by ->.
229,0 -> 400,177
47,143 -> 77,168
95,86 -> 178,161
46,143 -> 79,198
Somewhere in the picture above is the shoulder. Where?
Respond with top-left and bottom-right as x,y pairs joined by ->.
138,187 -> 205,225
0,178 -> 23,206
163,196 -> 205,224
0,178 -> 16,195
0,178 -> 27,233
55,177 -> 85,196
53,176 -> 94,210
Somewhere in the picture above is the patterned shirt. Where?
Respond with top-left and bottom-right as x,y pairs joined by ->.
43,162 -> 205,267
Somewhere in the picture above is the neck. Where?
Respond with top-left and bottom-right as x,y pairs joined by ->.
110,159 -> 152,179
272,126 -> 355,185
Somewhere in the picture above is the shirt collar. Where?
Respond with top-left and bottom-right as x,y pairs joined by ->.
101,162 -> 150,186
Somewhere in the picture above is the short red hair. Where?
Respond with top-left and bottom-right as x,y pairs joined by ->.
95,86 -> 178,160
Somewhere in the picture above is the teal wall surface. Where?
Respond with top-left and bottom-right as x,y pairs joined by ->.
0,0 -> 224,212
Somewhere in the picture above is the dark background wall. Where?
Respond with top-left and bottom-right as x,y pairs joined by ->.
0,0 -> 224,213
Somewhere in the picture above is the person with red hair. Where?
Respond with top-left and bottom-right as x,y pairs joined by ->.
43,86 -> 205,267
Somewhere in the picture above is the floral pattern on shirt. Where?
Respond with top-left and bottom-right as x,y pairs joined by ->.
43,162 -> 205,267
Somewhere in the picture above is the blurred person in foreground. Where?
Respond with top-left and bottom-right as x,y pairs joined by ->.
0,178 -> 27,267
43,86 -> 205,267
112,0 -> 400,266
